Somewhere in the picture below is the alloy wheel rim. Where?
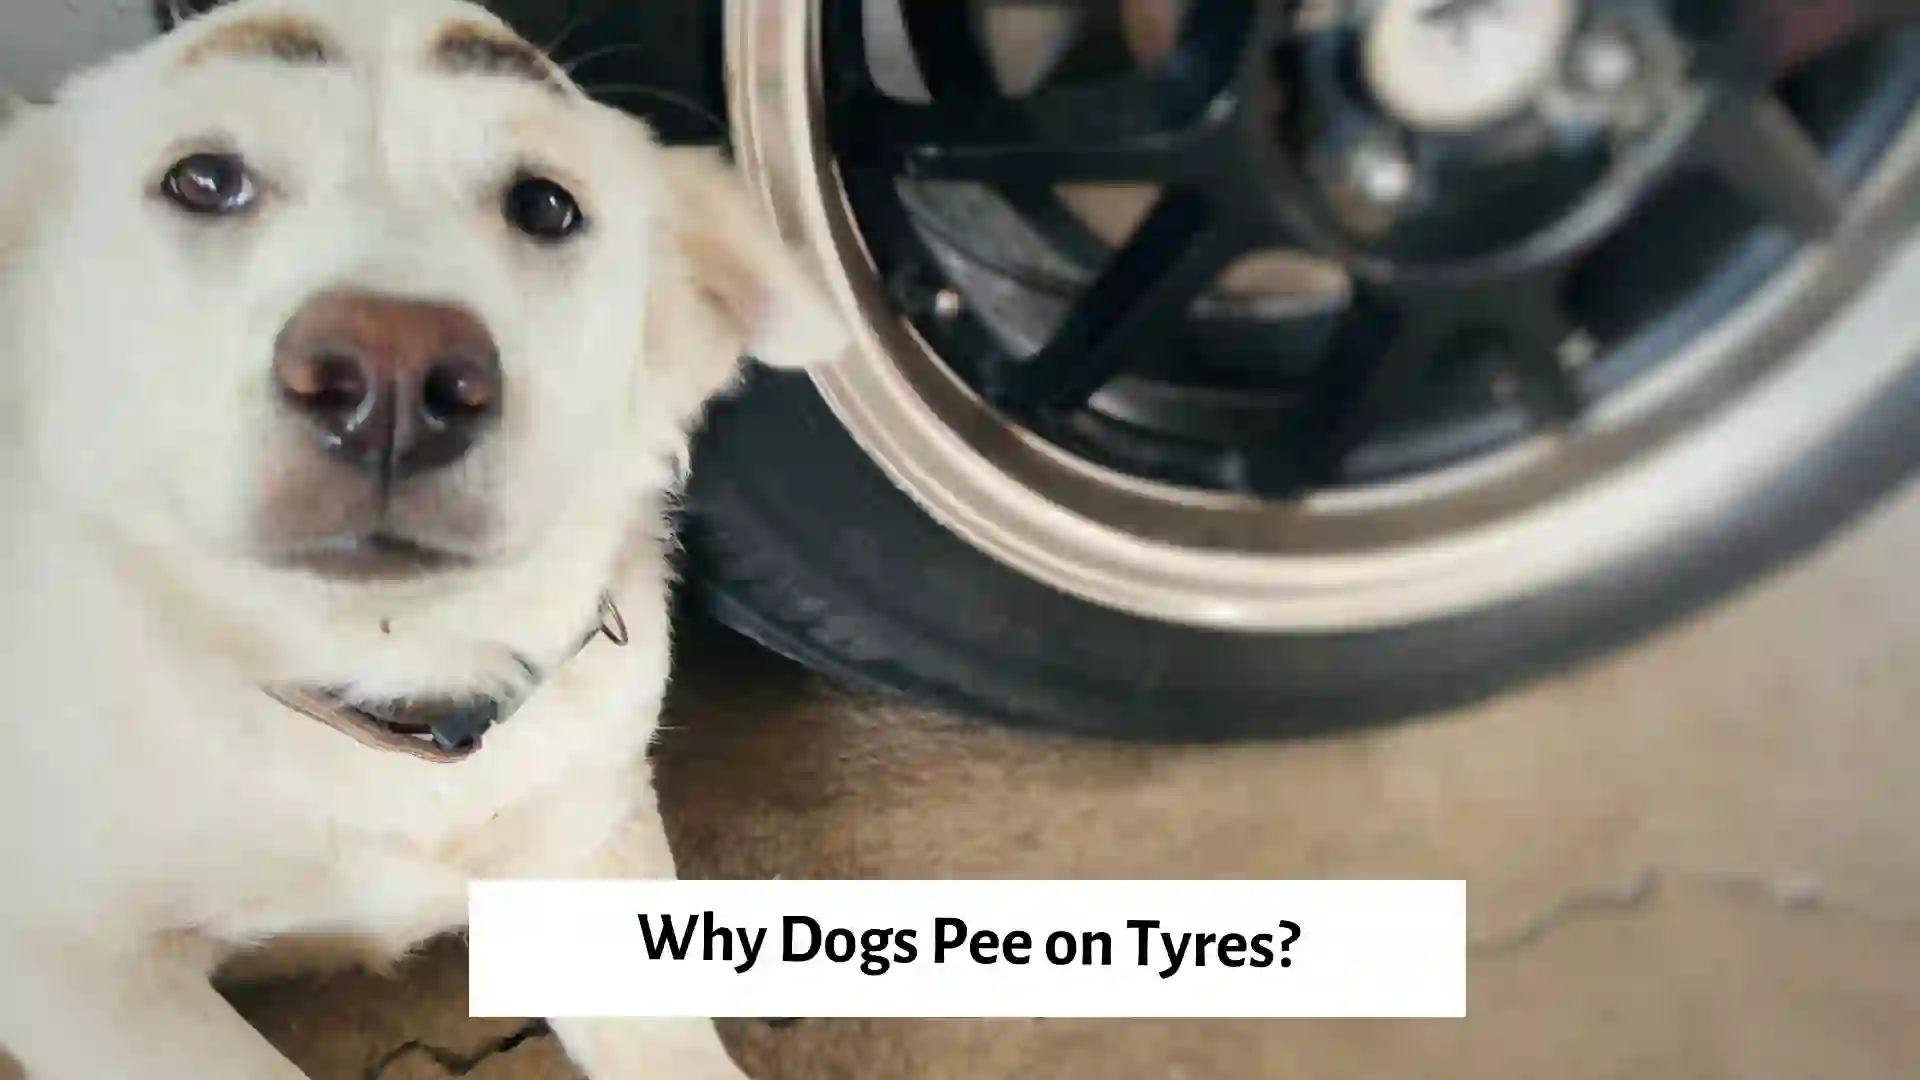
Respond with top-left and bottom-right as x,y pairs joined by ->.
738,3 -> 1920,632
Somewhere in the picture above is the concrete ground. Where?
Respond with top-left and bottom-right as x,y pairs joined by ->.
222,482 -> 1920,1079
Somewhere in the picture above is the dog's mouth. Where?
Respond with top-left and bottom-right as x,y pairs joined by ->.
267,686 -> 499,762
275,532 -> 477,582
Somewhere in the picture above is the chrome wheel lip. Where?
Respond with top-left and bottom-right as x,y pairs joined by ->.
728,1 -> 1920,633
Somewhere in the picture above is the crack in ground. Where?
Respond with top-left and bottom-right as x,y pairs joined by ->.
364,1019 -> 551,1080
1471,866 -> 1920,957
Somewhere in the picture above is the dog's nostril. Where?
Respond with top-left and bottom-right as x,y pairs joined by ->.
278,352 -> 371,414
310,355 -> 371,412
421,358 -> 498,425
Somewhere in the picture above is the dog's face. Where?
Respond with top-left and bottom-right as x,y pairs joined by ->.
0,0 -> 839,605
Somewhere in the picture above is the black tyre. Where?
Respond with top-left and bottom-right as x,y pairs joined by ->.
684,354 -> 1920,742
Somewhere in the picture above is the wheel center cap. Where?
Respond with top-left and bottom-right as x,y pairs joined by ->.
1364,0 -> 1578,133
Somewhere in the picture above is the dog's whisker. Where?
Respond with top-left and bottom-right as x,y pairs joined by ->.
540,0 -> 596,58
562,41 -> 660,76
579,83 -> 728,136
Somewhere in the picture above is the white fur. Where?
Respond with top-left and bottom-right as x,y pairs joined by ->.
0,1 -> 845,1077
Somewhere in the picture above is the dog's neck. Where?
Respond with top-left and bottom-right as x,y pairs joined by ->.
264,590 -> 632,763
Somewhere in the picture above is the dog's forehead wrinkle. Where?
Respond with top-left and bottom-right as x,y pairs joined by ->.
429,21 -> 568,96
178,14 -> 336,68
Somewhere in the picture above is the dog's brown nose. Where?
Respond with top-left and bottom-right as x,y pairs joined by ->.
273,291 -> 502,480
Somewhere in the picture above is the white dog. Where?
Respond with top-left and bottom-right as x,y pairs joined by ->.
0,1 -> 844,1077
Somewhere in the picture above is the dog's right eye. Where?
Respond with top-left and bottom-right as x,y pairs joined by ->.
160,153 -> 259,216
504,176 -> 585,242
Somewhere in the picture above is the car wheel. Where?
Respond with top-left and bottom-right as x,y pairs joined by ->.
684,1 -> 1920,740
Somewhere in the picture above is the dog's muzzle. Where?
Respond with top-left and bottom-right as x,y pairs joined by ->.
262,289 -> 506,580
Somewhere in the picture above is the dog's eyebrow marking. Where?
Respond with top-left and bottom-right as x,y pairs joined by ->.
430,23 -> 565,94
179,16 -> 333,67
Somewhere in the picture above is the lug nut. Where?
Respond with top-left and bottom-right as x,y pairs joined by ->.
1571,27 -> 1641,95
1347,141 -> 1417,208
1557,332 -> 1599,371
932,288 -> 964,320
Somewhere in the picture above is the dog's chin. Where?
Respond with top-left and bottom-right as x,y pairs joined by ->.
273,533 -> 480,584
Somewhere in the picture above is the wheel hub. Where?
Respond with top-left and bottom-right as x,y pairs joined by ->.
1364,0 -> 1580,133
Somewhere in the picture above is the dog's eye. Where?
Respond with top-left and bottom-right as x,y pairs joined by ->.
160,153 -> 259,216
504,176 -> 584,241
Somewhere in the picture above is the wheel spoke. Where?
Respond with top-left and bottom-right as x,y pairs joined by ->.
1490,280 -> 1587,426
987,188 -> 1242,410
1271,290 -> 1454,487
1692,91 -> 1847,238
837,0 -> 1254,185
836,76 -> 1226,184
1027,3 -> 1136,88
889,1 -> 1111,264
898,0 -> 994,88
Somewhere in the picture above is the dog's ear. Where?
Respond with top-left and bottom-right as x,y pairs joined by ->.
644,147 -> 847,421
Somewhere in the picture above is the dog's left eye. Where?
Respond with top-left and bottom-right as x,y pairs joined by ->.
504,176 -> 585,242
160,153 -> 259,216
